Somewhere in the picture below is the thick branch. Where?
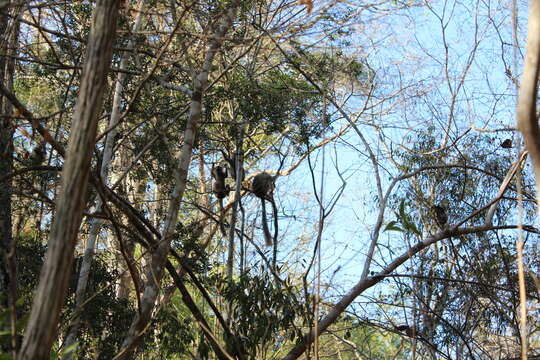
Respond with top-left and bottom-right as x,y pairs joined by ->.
517,0 -> 540,211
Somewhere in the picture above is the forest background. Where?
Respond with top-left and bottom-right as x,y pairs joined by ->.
1,0 -> 539,359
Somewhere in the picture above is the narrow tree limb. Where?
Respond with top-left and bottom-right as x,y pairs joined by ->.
171,250 -> 246,359
0,82 -> 65,157
164,262 -> 235,360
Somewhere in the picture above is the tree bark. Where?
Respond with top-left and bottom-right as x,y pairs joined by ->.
18,1 -> 120,359
517,0 -> 540,209
0,3 -> 16,357
0,2 -> 10,301
516,6 -> 540,358
61,4 -> 145,357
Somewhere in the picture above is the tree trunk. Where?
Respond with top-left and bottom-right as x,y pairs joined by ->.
61,5 -> 145,357
114,3 -> 241,357
18,2 -> 120,359
0,4 -> 16,357
517,0 -> 540,211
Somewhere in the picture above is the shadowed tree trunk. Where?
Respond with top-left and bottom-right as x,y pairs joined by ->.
0,1 -> 10,302
0,3 -> 16,357
18,1 -> 121,359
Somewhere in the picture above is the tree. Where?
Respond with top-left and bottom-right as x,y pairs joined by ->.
16,1 -> 121,358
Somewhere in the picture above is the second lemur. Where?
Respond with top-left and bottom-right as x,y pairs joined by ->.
252,172 -> 278,246
432,205 -> 448,229
212,165 -> 230,236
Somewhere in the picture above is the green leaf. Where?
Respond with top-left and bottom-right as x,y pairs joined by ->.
384,221 -> 404,232
59,342 -> 78,357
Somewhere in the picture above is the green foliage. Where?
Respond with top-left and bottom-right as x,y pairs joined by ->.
204,68 -> 327,151
289,48 -> 369,87
15,235 -> 46,297
171,221 -> 211,273
318,318 -> 410,359
218,269 -> 301,357
14,77 -> 60,116
385,199 -> 421,235
140,305 -> 196,359
0,296 -> 30,355
384,220 -> 403,232
0,235 -> 136,359
389,129 -> 540,354
64,256 -> 136,360
0,234 -> 45,352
